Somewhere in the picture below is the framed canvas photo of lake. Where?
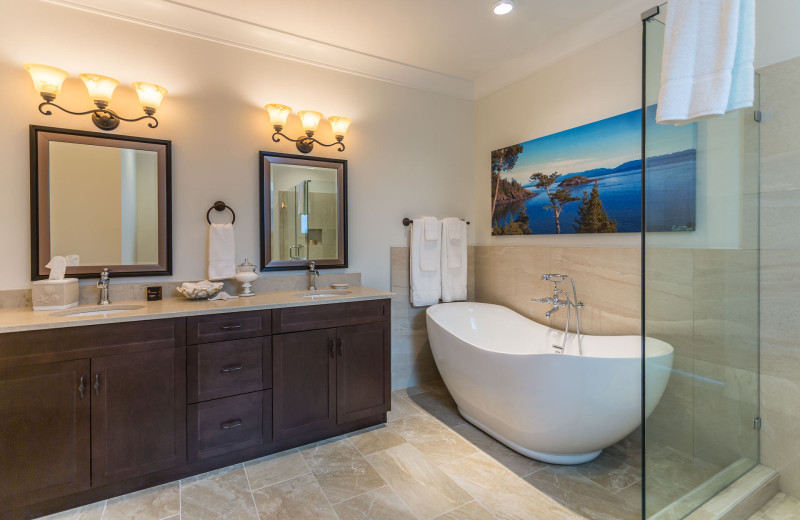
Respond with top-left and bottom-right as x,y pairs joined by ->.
490,105 -> 697,235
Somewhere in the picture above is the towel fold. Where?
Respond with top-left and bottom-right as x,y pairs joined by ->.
208,223 -> 235,280
410,218 -> 441,307
441,218 -> 467,303
423,216 -> 440,241
656,0 -> 754,124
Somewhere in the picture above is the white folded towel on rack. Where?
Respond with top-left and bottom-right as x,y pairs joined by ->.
423,216 -> 440,241
441,218 -> 467,303
208,223 -> 235,280
410,218 -> 441,307
656,0 -> 754,124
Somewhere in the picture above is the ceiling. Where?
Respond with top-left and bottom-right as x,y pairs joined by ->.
48,0 -> 657,98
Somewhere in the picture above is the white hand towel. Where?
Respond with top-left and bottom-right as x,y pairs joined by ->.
418,219 -> 441,272
410,218 -> 441,307
446,218 -> 463,241
441,219 -> 467,303
656,0 -> 754,124
423,216 -> 440,241
208,223 -> 235,280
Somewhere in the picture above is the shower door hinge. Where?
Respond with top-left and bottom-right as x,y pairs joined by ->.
754,417 -> 762,430
754,111 -> 762,122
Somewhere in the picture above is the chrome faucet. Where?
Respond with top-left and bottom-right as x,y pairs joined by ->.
307,261 -> 320,290
97,268 -> 111,305
531,274 -> 584,354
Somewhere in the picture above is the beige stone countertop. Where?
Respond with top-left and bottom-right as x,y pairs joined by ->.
0,286 -> 393,334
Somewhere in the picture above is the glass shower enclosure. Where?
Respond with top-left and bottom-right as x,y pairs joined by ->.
642,4 -> 761,518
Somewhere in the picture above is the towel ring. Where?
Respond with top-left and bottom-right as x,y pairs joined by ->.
206,201 -> 235,225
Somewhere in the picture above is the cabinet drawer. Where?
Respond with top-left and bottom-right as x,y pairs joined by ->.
272,299 -> 390,333
188,390 -> 272,461
188,337 -> 272,403
187,310 -> 271,344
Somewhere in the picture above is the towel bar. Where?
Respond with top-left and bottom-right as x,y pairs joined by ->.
402,218 -> 469,226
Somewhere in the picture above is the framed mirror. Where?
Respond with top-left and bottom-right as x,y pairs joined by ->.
30,126 -> 172,279
259,151 -> 347,271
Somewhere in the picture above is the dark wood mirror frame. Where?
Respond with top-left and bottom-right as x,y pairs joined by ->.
30,125 -> 172,280
259,151 -> 347,271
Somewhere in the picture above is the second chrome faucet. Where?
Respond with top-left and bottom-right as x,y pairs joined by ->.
97,268 -> 111,305
532,273 -> 584,354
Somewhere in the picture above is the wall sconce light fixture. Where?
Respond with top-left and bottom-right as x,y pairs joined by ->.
266,104 -> 351,153
24,63 -> 167,131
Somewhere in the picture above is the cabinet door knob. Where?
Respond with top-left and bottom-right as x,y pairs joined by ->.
219,323 -> 243,331
93,373 -> 101,396
221,419 -> 243,430
78,375 -> 86,399
220,364 -> 243,373
337,338 -> 343,356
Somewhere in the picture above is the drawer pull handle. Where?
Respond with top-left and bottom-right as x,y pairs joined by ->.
221,420 -> 243,430
220,364 -> 243,373
93,373 -> 101,396
219,323 -> 243,331
329,338 -> 335,358
78,375 -> 86,399
337,338 -> 344,356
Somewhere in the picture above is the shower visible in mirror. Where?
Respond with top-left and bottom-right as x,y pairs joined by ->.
259,152 -> 347,271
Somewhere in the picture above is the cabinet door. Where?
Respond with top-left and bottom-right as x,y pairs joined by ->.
336,322 -> 390,423
0,360 -> 90,510
91,348 -> 186,486
273,329 -> 336,439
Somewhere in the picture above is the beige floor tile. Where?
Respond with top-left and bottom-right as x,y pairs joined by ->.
367,443 -> 472,519
603,430 -> 643,469
752,491 -> 800,520
251,473 -> 337,520
404,389 -> 466,427
394,384 -> 434,398
523,465 -> 638,520
441,452 -> 580,520
453,422 -> 547,477
37,501 -> 106,520
300,437 -> 385,504
349,424 -> 408,456
574,452 -> 641,494
434,500 -> 495,520
332,485 -> 417,520
181,465 -> 259,520
388,393 -> 423,422
103,482 -> 179,520
390,413 -> 477,465
243,448 -> 309,490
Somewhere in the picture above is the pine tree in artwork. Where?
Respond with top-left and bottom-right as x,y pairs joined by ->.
574,181 -> 618,233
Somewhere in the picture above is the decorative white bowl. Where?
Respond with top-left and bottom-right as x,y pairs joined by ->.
177,281 -> 224,300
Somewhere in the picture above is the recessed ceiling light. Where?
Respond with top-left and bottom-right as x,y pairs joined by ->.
492,0 -> 514,15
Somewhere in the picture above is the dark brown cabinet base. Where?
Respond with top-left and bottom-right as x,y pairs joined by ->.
0,298 -> 390,520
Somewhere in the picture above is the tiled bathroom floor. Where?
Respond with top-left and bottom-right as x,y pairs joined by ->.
39,381 -> 645,520
748,492 -> 800,519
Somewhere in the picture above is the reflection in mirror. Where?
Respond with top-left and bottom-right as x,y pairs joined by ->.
260,152 -> 347,271
31,126 -> 172,279
49,142 -> 159,265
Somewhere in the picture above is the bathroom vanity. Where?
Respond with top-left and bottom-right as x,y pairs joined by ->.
0,290 -> 390,519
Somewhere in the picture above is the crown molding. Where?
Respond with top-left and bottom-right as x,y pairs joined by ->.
43,0 -> 474,100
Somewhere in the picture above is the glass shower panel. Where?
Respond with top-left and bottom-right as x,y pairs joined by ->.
643,5 -> 760,518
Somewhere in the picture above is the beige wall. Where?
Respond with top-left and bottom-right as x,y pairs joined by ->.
758,55 -> 800,498
0,0 -> 473,291
49,142 -> 122,265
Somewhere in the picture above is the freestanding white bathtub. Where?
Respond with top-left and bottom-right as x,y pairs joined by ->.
426,302 -> 673,464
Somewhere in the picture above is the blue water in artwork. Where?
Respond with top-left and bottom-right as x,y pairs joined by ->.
491,105 -> 697,235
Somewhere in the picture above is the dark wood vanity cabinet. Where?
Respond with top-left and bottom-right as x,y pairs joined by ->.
0,298 -> 390,519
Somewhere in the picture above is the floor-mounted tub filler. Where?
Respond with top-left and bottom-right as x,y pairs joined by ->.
426,301 -> 673,464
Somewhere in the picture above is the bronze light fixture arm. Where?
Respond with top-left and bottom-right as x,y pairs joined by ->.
271,129 -> 345,153
37,99 -> 158,130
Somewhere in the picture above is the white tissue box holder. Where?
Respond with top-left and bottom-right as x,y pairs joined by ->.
32,279 -> 79,311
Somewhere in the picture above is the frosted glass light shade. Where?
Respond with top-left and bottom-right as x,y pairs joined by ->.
79,73 -> 119,104
132,81 -> 167,112
492,0 -> 514,15
298,110 -> 322,133
266,104 -> 292,128
24,63 -> 68,97
328,116 -> 351,139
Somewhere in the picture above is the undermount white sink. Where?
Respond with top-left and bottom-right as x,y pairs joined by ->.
53,304 -> 145,317
294,290 -> 352,299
